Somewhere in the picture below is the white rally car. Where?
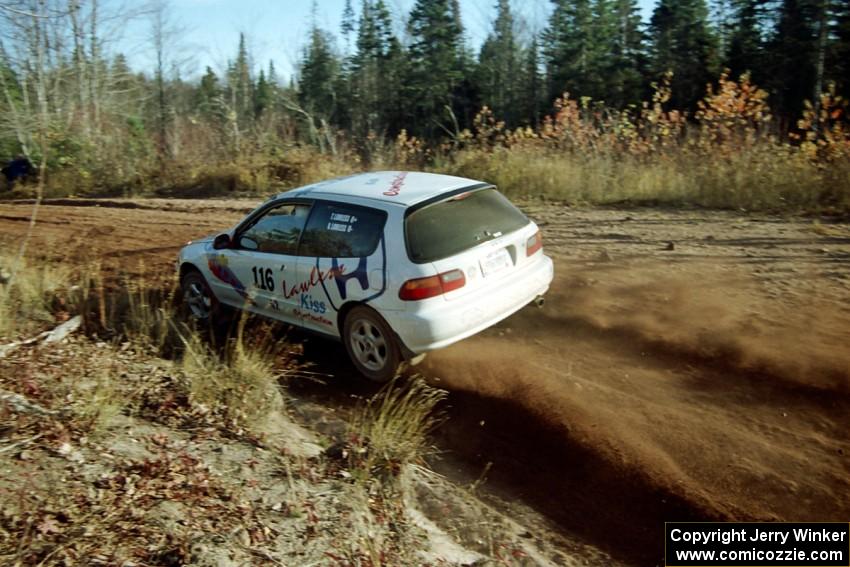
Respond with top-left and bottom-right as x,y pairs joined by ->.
177,171 -> 553,381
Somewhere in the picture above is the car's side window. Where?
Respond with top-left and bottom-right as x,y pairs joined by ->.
238,203 -> 311,255
299,201 -> 387,258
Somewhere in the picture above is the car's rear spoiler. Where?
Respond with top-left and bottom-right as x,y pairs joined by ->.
403,182 -> 493,217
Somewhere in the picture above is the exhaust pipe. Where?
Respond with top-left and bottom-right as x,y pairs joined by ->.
533,295 -> 545,308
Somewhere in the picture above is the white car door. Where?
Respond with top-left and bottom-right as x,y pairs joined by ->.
292,200 -> 389,336
209,201 -> 312,321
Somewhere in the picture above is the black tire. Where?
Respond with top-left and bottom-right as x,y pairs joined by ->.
343,305 -> 403,383
180,269 -> 218,323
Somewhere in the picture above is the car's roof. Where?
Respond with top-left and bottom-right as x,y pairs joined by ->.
277,171 -> 488,208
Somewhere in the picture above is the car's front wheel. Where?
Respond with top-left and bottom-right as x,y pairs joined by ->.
181,270 -> 217,322
343,305 -> 402,383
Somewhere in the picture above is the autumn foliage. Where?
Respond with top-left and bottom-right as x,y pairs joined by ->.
388,72 -> 850,211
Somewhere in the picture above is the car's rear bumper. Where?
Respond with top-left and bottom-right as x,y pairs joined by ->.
386,254 -> 554,354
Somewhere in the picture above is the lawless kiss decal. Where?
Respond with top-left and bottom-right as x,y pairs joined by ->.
207,254 -> 256,305
280,265 -> 346,300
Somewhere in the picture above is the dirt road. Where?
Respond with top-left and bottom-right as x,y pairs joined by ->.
1,198 -> 848,565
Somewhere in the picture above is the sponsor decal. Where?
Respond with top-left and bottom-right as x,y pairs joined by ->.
299,293 -> 327,314
207,253 -> 256,305
319,236 -> 387,311
382,171 -> 408,197
292,308 -> 334,327
327,211 -> 358,233
332,256 -> 369,300
281,264 -> 346,300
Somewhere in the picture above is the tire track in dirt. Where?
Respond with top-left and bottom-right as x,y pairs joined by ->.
421,264 -> 850,564
0,200 -> 248,284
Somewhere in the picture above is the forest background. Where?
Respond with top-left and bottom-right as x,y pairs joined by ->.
1,0 -> 848,211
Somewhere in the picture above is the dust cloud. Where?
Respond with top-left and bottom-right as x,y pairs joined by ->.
423,264 -> 850,525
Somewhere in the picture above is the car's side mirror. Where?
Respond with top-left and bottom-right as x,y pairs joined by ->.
212,233 -> 231,250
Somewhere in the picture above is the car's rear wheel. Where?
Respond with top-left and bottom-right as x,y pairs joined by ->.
181,270 -> 216,322
343,305 -> 402,383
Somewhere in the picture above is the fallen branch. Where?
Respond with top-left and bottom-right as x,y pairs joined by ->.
0,315 -> 82,358
0,391 -> 58,417
0,432 -> 44,454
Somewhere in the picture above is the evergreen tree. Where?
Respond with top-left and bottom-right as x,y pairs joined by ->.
765,0 -> 818,120
267,60 -> 278,89
346,0 -> 405,139
725,0 -> 767,82
341,0 -> 357,54
477,0 -> 522,125
545,0 -> 600,101
406,0 -> 466,137
298,24 -> 341,123
254,69 -> 271,118
374,0 -> 407,135
520,35 -> 544,126
711,0 -> 735,59
649,0 -> 719,109
349,0 -> 381,135
544,0 -> 640,104
0,51 -> 26,156
196,66 -> 220,116
609,0 -> 647,106
232,33 -> 253,122
829,0 -> 850,99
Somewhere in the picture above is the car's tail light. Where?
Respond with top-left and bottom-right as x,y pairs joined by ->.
526,230 -> 542,256
399,269 -> 466,300
399,275 -> 442,300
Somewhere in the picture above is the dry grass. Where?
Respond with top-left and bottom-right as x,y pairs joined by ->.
70,365 -> 126,432
0,253 -> 291,439
121,278 -> 181,355
349,376 -> 447,481
421,74 -> 850,212
176,317 -> 287,434
0,253 -> 75,338
444,144 -> 850,211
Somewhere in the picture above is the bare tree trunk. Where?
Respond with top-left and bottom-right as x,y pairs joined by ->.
812,0 -> 830,135
69,0 -> 91,140
150,0 -> 169,162
10,0 -> 49,285
89,0 -> 100,131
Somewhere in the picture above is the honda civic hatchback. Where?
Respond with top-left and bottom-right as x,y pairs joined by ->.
177,171 -> 554,381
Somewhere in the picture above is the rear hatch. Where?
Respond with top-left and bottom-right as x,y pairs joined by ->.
404,187 -> 541,300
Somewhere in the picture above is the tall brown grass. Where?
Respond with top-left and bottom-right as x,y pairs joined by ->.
424,73 -> 850,211
0,252 -> 75,338
178,318 -> 285,433
349,377 -> 446,481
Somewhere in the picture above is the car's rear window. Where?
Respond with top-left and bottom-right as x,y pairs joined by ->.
299,201 -> 387,258
405,188 -> 529,263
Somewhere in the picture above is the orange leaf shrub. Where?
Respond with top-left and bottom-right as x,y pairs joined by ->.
695,71 -> 772,152
796,83 -> 850,163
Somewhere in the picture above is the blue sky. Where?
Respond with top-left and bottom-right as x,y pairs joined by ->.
121,0 -> 656,81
